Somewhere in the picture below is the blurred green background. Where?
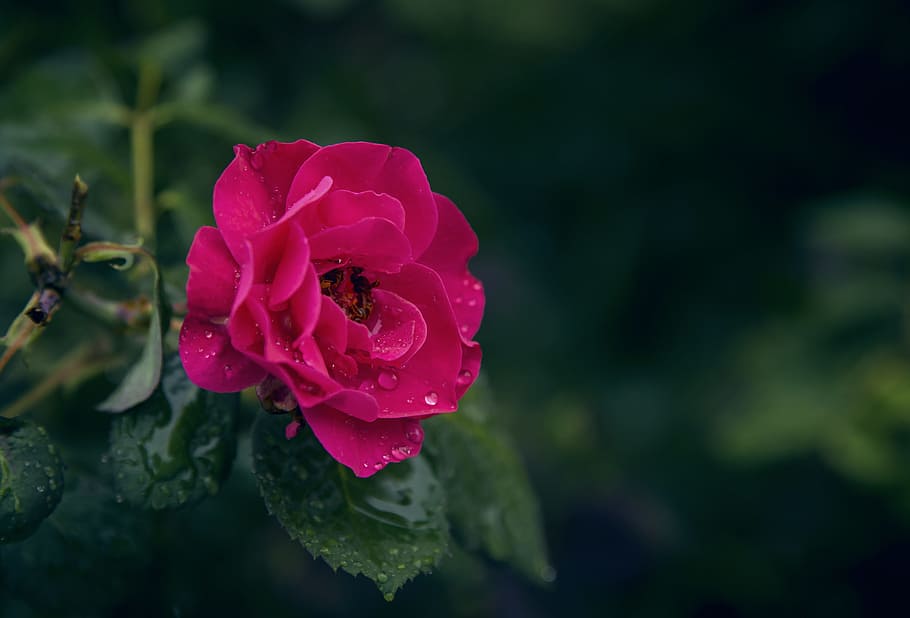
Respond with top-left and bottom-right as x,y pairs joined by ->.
3,0 -> 910,616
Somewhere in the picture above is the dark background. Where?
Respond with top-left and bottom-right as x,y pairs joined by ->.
3,0 -> 910,616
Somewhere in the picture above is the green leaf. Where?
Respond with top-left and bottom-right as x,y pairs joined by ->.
94,253 -> 167,413
423,384 -> 553,583
0,474 -> 152,611
108,354 -> 238,510
252,414 -> 450,600
0,418 -> 64,544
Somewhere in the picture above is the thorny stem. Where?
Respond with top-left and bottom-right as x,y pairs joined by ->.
58,175 -> 89,273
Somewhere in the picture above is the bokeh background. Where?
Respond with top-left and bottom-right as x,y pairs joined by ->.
3,0 -> 910,616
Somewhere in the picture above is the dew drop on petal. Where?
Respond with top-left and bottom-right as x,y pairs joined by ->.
456,369 -> 473,386
204,329 -> 213,339
404,423 -> 424,444
424,391 -> 439,406
472,281 -> 482,291
377,369 -> 399,390
223,364 -> 233,377
454,296 -> 463,305
390,444 -> 413,461
467,298 -> 477,307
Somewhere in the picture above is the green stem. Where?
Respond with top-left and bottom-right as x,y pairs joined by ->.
0,341 -> 111,419
131,112 -> 155,246
131,62 -> 161,247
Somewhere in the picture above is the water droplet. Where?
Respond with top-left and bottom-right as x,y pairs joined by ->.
115,494 -> 125,504
100,454 -> 109,464
383,593 -> 395,602
204,329 -> 213,339
460,324 -> 470,334
424,391 -> 439,406
390,444 -> 413,460
377,369 -> 399,390
377,572 -> 388,583
405,423 -> 424,444
35,485 -> 45,493
454,296 -> 463,304
467,298 -> 477,307
223,364 -> 233,376
472,281 -> 482,291
373,462 -> 385,470
456,369 -> 473,386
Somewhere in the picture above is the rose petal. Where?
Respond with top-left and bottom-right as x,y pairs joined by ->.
365,289 -> 427,364
313,296 -> 349,353
456,340 -> 481,398
301,405 -> 424,477
179,315 -> 266,392
308,218 -> 412,274
418,193 -> 484,340
370,263 -> 462,418
286,142 -> 438,256
297,189 -> 406,236
186,226 -> 239,318
270,222 -> 311,309
214,140 -> 320,262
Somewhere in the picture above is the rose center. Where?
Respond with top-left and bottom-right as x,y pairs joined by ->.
319,266 -> 377,323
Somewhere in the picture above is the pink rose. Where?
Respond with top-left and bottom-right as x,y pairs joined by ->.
179,140 -> 483,477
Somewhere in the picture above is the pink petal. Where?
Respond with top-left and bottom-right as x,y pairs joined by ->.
297,189 -> 406,236
418,193 -> 484,340
308,218 -> 412,274
365,289 -> 427,365
179,314 -> 266,392
270,222 -> 312,309
370,263 -> 463,418
456,340 -> 481,398
185,226 -> 239,318
286,142 -> 438,257
301,405 -> 425,477
313,296 -> 349,353
323,389 -> 380,423
213,140 -> 320,262
346,319 -> 372,357
231,288 -> 339,410
288,264 -> 322,338
245,222 -> 286,285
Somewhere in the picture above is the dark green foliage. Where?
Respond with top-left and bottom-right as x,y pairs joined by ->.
423,388 -> 551,583
109,354 -> 238,509
0,418 -> 63,543
0,475 -> 152,613
252,414 -> 450,600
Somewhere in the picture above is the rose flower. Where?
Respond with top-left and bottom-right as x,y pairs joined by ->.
179,141 -> 483,476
